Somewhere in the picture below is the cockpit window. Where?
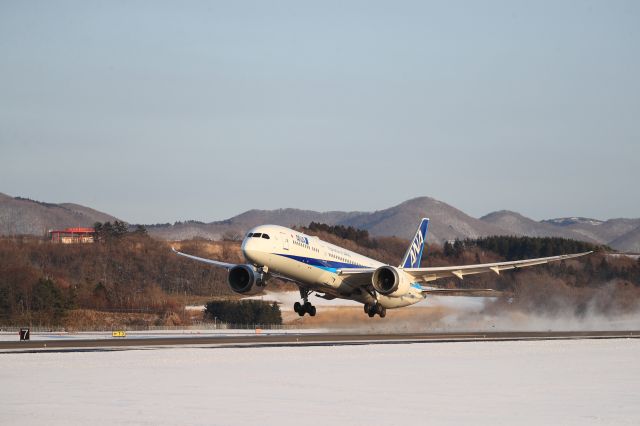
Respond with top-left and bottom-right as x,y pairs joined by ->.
252,233 -> 262,238
261,234 -> 270,239
247,233 -> 254,238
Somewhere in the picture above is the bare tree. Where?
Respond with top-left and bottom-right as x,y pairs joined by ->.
222,230 -> 243,242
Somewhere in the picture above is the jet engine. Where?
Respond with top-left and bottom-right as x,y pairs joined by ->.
228,264 -> 265,294
372,266 -> 411,297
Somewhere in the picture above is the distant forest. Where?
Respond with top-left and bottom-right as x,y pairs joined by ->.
0,221 -> 638,327
466,236 -> 603,260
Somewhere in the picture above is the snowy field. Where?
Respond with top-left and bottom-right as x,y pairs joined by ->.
1,339 -> 639,425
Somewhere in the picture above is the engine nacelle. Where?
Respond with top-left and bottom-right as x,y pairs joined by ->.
372,266 -> 411,297
228,264 -> 264,294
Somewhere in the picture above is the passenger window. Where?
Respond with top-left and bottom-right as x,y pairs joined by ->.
262,234 -> 270,239
253,233 -> 262,238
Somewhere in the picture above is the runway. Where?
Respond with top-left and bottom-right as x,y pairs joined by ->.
1,330 -> 639,352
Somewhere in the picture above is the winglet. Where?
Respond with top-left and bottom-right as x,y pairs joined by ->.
399,218 -> 429,269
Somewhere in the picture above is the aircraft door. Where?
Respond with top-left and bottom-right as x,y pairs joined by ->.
280,232 -> 289,250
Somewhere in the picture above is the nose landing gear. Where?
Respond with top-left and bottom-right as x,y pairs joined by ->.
364,303 -> 386,318
294,288 -> 316,317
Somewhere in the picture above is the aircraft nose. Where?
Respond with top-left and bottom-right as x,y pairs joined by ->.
242,238 -> 258,262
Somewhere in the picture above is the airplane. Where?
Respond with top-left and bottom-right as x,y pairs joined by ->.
172,218 -> 591,318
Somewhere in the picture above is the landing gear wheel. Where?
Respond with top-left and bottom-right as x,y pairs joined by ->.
366,304 -> 377,318
302,302 -> 316,316
365,303 -> 386,318
295,288 -> 317,317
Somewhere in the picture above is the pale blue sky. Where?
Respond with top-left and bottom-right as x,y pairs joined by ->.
1,1 -> 638,223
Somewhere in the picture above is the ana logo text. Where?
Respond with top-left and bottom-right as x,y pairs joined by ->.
408,230 -> 424,266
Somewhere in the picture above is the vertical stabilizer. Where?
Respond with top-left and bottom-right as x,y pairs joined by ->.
399,218 -> 429,269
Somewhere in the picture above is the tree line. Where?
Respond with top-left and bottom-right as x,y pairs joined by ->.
0,223 -> 638,327
463,236 -> 604,260
307,222 -> 373,247
0,276 -> 75,325
0,234 -> 241,326
204,300 -> 282,325
93,221 -> 147,241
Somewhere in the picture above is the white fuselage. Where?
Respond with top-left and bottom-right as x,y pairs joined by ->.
242,225 -> 424,309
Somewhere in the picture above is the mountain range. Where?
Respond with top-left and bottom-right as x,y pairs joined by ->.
1,192 -> 639,252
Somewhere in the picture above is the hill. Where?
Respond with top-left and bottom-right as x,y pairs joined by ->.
541,217 -> 640,251
145,197 -> 639,251
339,197 -> 507,243
145,197 -> 509,243
146,208 -> 364,241
475,212 -> 640,252
2,192 -> 639,251
0,193 -> 119,236
480,211 -> 600,243
608,226 -> 640,253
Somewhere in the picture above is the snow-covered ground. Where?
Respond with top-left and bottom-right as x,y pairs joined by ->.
1,339 -> 639,425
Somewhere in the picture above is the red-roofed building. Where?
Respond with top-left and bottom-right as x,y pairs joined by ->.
49,227 -> 95,244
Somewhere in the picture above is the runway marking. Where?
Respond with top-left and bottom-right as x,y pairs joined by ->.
1,331 -> 638,353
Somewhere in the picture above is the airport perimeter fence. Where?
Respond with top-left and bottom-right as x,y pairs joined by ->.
0,322 -> 303,334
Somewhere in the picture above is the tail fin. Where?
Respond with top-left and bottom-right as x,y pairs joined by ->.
399,218 -> 429,269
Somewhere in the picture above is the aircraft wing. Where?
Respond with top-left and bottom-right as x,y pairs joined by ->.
402,251 -> 592,283
171,247 -> 237,270
337,252 -> 592,285
172,247 -> 299,285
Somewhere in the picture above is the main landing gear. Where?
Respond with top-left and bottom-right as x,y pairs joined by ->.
294,288 -> 316,317
364,303 -> 386,318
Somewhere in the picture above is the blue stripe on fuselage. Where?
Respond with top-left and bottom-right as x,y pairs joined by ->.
275,253 -> 362,272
